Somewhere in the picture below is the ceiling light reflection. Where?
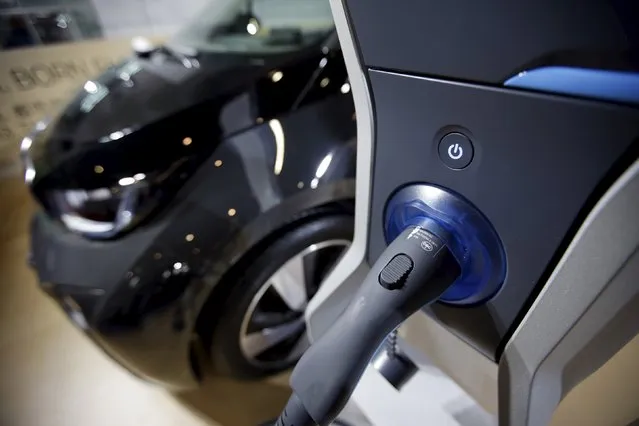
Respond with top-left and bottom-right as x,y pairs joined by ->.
21,136 -> 32,151
35,120 -> 47,131
269,119 -> 285,175
118,177 -> 136,186
101,128 -> 132,143
315,153 -> 333,179
84,80 -> 98,94
246,18 -> 259,35
109,131 -> 124,140
25,167 -> 36,183
271,71 -> 283,83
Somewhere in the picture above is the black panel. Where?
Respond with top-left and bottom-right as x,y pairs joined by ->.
367,70 -> 639,358
344,0 -> 639,82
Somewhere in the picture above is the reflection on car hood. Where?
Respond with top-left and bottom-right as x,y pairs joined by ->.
44,53 -> 262,148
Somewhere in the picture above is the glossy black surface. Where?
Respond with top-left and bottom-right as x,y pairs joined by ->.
344,0 -> 639,82
29,31 -> 356,388
28,42 -> 347,191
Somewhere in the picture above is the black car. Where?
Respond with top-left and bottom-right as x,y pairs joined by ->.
22,0 -> 356,388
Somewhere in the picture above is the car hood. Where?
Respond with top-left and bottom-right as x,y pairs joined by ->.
45,53 -> 264,147
26,51 -> 268,188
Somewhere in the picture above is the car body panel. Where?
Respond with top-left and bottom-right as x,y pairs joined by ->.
28,33 -> 356,388
28,43 -> 346,191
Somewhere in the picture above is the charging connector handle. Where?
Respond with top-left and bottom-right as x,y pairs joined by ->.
277,225 -> 462,426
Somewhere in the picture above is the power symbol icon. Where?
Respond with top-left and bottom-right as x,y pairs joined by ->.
438,132 -> 473,169
447,143 -> 463,160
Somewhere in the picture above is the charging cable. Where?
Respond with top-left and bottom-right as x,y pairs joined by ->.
275,223 -> 462,425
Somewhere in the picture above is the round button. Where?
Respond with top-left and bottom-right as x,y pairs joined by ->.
438,132 -> 474,169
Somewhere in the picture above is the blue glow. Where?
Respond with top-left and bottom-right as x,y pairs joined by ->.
504,67 -> 639,105
384,186 -> 506,305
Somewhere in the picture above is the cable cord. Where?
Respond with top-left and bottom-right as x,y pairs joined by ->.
276,225 -> 461,425
275,393 -> 315,426
269,394 -> 354,426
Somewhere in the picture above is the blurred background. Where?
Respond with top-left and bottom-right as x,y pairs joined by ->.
0,2 -> 295,425
1,0 -> 210,175
0,1 -> 638,426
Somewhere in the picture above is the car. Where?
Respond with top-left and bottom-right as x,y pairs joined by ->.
22,0 -> 356,389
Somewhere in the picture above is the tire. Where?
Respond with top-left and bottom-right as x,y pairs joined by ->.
210,214 -> 353,379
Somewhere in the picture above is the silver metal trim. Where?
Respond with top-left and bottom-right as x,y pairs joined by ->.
240,240 -> 350,366
500,159 -> 639,426
305,0 -> 375,340
20,118 -> 49,185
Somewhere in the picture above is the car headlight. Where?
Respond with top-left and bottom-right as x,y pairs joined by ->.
49,177 -> 157,239
22,119 -> 181,239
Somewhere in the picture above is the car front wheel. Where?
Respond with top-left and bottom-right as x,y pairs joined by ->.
209,214 -> 353,379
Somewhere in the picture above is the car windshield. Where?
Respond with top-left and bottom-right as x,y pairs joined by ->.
169,0 -> 334,54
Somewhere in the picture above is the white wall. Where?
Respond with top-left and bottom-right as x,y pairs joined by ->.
90,0 -> 208,38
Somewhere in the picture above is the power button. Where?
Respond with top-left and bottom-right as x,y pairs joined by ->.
438,132 -> 474,169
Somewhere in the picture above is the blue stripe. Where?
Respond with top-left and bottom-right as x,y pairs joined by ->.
504,66 -> 639,105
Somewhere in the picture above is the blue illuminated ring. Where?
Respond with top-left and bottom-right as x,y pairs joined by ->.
384,184 -> 507,305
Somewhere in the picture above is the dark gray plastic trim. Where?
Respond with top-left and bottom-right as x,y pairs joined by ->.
499,159 -> 639,425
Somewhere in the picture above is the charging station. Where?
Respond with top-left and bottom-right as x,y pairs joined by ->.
300,1 -> 639,425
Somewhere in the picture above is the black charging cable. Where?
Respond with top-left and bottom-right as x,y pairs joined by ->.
274,224 -> 462,426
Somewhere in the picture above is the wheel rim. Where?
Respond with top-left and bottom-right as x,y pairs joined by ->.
239,239 -> 350,367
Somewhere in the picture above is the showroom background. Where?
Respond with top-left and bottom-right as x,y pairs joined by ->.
0,0 -> 207,176
0,1 -> 637,426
